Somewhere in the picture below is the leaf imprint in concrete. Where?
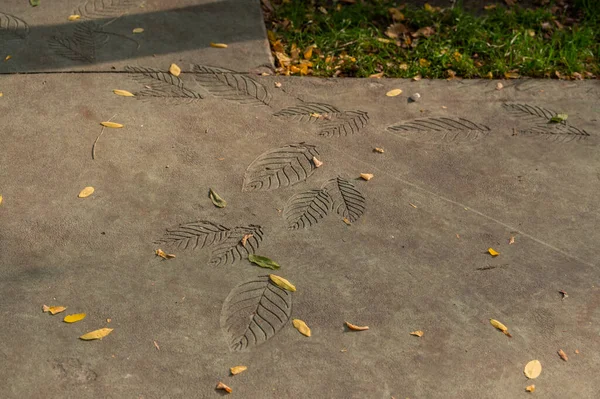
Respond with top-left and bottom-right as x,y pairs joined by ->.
0,12 -> 30,40
387,117 -> 490,143
274,103 -> 369,137
154,221 -> 263,267
125,66 -> 203,99
193,64 -> 272,106
284,177 -> 365,229
220,276 -> 292,352
242,143 -> 320,192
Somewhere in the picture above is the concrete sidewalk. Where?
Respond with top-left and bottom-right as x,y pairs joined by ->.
1,1 -> 600,398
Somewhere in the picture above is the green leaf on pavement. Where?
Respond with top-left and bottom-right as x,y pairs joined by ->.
550,113 -> 568,123
208,188 -> 227,208
30,0 -> 40,6
248,254 -> 281,270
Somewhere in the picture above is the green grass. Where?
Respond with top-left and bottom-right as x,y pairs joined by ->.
266,0 -> 600,78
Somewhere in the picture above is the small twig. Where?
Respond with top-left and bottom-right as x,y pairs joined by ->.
92,113 -> 117,160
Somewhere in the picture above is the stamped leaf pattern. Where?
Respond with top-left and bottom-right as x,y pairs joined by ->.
242,143 -> 320,192
322,177 -> 366,223
49,22 -> 109,62
0,12 -> 30,40
503,103 -> 590,142
220,276 -> 292,351
273,103 -> 342,122
284,189 -> 331,229
274,103 -> 369,137
284,177 -> 365,229
75,0 -> 140,19
193,64 -> 272,106
125,66 -> 203,99
387,117 -> 490,143
154,221 -> 262,266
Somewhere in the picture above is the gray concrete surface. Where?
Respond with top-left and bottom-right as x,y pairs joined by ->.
0,0 -> 272,73
1,71 -> 599,399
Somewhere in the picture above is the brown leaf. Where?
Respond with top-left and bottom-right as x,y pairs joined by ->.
559,290 -> 568,299
346,321 -> 369,331
274,82 -> 282,88
312,156 -> 323,168
153,340 -> 160,350
409,203 -> 417,208
505,0 -> 516,6
385,23 -> 408,39
558,349 -> 568,361
412,26 -> 435,38
230,365 -> 248,375
360,173 -> 374,181
240,234 -> 254,247
373,147 -> 384,153
155,249 -> 176,259
343,218 -> 352,225
410,330 -> 424,337
508,236 -> 515,244
216,382 -> 232,393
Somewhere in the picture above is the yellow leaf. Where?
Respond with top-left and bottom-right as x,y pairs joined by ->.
360,173 -> 374,181
504,72 -> 520,79
303,45 -> 314,59
412,74 -> 422,81
345,321 -> 369,331
80,328 -> 114,340
132,27 -> 144,33
524,360 -> 542,379
68,15 -> 81,21
230,365 -> 248,375
216,382 -> 232,393
490,318 -> 512,337
293,319 -> 311,337
386,89 -> 403,97
63,313 -> 86,323
155,249 -> 176,259
419,58 -> 430,67
100,121 -> 123,128
389,8 -> 405,21
484,4 -> 497,10
113,89 -> 135,97
169,63 -> 181,76
558,349 -> 568,361
488,248 -> 499,256
0,195 -> 3,205
5,55 -> 11,61
240,233 -> 253,246
43,305 -> 67,315
78,186 -> 95,198
312,156 -> 323,168
269,274 -> 296,292
377,38 -> 392,44
509,236 -> 515,244
409,203 -> 417,208
424,3 -> 435,12
373,148 -> 384,153
369,72 -> 384,78
343,218 -> 352,225
0,92 -> 3,97
526,385 -> 535,393
210,42 -> 228,48
410,330 -> 424,337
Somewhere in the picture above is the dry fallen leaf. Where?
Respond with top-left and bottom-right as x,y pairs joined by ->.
269,274 -> 296,292
373,147 -> 384,153
488,248 -> 499,256
155,249 -> 176,259
63,313 -> 86,323
78,186 -> 95,198
80,328 -> 113,340
293,319 -> 311,337
386,89 -> 403,97
575,349 -> 580,354
216,382 -> 232,393
153,340 -> 160,350
230,365 -> 247,375
210,42 -> 228,48
360,173 -> 374,181
106,318 -> 111,323
113,89 -> 135,97
303,45 -> 315,59
312,156 -> 323,168
509,236 -> 515,245
343,218 -> 352,225
274,82 -> 282,88
68,15 -> 81,21
100,121 -> 123,128
558,349 -> 568,361
169,63 -> 181,76
496,82 -> 504,90
490,318 -> 512,337
0,195 -> 3,205
412,74 -> 422,81
524,360 -> 542,379
369,72 -> 384,78
504,72 -> 520,79
43,305 -> 67,315
208,188 -> 227,208
346,321 -> 369,331
132,27 -> 144,33
240,233 -> 253,246
526,385 -> 535,393
5,55 -> 12,61
410,330 -> 424,337
409,203 -> 417,208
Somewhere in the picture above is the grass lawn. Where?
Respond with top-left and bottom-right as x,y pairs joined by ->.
263,0 -> 599,79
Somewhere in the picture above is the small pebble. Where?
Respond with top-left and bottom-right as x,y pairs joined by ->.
409,93 -> 421,102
